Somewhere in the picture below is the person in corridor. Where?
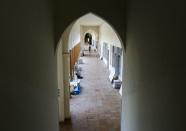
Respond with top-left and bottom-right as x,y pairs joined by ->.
89,45 -> 91,55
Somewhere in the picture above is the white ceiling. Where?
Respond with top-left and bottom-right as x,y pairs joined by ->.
77,13 -> 105,26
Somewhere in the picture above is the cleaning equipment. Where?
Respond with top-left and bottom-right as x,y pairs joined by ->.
70,79 -> 81,95
72,84 -> 81,95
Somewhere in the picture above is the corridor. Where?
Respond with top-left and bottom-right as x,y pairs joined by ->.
60,51 -> 121,131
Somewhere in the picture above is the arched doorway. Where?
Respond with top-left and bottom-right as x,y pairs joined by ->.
57,12 -> 125,130
84,32 -> 92,45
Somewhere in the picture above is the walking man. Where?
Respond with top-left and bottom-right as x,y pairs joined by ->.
89,45 -> 91,55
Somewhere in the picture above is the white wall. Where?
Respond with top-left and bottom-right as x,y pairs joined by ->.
122,0 -> 186,131
60,23 -> 74,120
100,23 -> 121,48
0,0 -> 59,131
99,22 -> 123,80
68,21 -> 81,49
57,39 -> 65,122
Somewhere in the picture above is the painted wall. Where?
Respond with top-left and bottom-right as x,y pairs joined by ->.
100,23 -> 121,48
57,39 -> 65,122
61,30 -> 71,120
122,0 -> 186,131
99,22 -> 123,80
68,21 -> 81,49
0,0 -> 59,131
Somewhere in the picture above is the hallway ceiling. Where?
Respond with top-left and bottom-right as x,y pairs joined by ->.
77,13 -> 104,26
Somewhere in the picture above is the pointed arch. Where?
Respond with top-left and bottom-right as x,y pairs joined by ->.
56,12 -> 125,124
55,12 -> 125,53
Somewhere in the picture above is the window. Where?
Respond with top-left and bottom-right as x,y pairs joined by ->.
103,43 -> 108,59
111,46 -> 122,75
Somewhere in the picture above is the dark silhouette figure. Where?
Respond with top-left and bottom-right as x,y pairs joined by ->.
89,45 -> 91,55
